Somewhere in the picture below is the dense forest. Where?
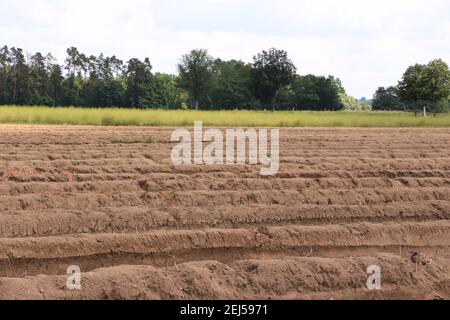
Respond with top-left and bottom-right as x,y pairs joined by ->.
0,45 -> 448,112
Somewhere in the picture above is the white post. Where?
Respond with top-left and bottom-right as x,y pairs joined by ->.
423,106 -> 427,117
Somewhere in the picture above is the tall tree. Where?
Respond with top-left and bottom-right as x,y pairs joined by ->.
151,73 -> 183,109
27,52 -> 50,104
283,75 -> 343,110
398,59 -> 450,114
0,46 -> 11,104
316,76 -> 343,110
65,47 -> 86,77
417,59 -> 450,111
48,64 -> 64,106
251,48 -> 296,112
397,63 -> 426,110
64,47 -> 87,99
372,86 -> 403,111
209,59 -> 254,109
177,49 -> 214,110
10,47 -> 28,104
125,58 -> 153,108
290,74 -> 320,109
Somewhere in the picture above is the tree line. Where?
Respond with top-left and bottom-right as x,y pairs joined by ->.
0,46 -> 183,109
0,45 -> 366,111
2,44 -> 446,112
372,59 -> 450,114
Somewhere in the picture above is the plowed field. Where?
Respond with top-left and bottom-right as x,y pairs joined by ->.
0,125 -> 448,300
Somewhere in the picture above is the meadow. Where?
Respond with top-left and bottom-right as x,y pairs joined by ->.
0,106 -> 449,127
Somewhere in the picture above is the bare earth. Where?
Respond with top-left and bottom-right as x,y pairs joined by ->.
0,125 -> 448,300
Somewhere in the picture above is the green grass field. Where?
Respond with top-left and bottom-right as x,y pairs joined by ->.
0,106 -> 449,127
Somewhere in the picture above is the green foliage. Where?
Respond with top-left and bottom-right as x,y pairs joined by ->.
177,49 -> 214,110
251,48 -> 297,111
151,73 -> 183,109
339,93 -> 370,111
2,43 -> 447,114
290,75 -> 320,108
398,59 -> 450,113
207,59 -> 255,109
125,57 -> 153,108
0,45 -> 182,109
179,102 -> 189,110
436,98 -> 449,113
372,86 -> 404,111
277,75 -> 344,110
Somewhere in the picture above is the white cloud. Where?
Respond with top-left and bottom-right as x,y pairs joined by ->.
1,0 -> 449,98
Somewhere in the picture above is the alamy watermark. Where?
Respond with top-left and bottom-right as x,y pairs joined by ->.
366,265 -> 381,290
66,265 -> 81,290
171,121 -> 279,176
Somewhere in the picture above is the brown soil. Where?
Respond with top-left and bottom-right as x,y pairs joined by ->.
0,125 -> 448,300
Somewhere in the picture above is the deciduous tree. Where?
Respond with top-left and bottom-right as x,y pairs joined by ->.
372,86 -> 403,111
177,49 -> 214,110
251,48 -> 296,112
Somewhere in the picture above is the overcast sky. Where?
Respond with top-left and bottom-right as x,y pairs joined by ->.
1,0 -> 449,98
